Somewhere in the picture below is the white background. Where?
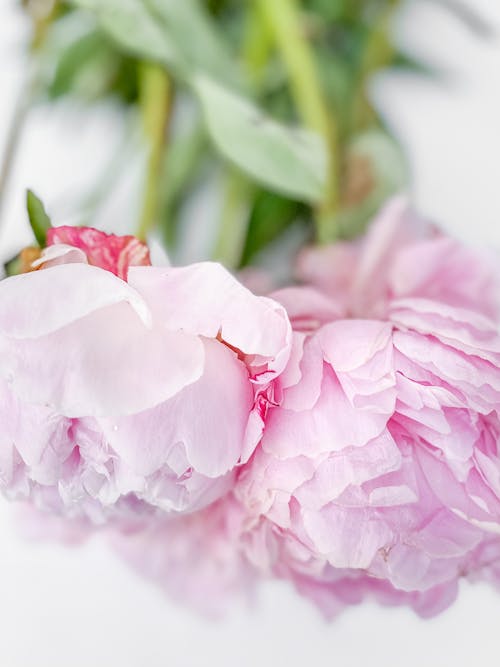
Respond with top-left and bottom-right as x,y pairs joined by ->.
1,1 -> 500,665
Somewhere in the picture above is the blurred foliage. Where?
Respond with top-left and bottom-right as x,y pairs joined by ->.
48,30 -> 139,102
11,0 -> 493,269
26,188 -> 52,246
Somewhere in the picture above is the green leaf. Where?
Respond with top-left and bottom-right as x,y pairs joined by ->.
242,190 -> 305,266
70,0 -> 236,83
146,0 -> 237,84
392,52 -> 436,78
49,30 -> 121,100
70,0 -> 184,69
70,0 -> 328,202
4,254 -> 22,277
193,75 -> 327,203
26,190 -> 52,247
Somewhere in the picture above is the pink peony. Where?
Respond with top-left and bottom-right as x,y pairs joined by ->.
0,231 -> 291,522
297,197 -> 499,321
238,198 -> 500,618
45,226 -> 152,279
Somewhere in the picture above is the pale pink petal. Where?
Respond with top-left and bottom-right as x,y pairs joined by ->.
128,263 -> 291,381
32,243 -> 88,268
294,431 -> 401,510
0,299 -> 204,417
0,263 -> 151,338
100,338 -> 253,478
271,286 -> 343,331
302,505 -> 392,569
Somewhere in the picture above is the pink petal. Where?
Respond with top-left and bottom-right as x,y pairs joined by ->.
0,263 -> 151,338
128,263 -> 291,381
100,338 -> 253,478
0,266 -> 205,416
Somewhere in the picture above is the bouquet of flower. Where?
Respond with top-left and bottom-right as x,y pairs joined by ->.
1,0 -> 499,620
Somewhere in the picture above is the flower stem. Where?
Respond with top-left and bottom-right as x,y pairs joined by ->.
212,169 -> 252,268
211,5 -> 268,268
256,0 -> 340,243
136,63 -> 173,241
242,2 -> 273,92
29,0 -> 59,50
351,2 -> 398,134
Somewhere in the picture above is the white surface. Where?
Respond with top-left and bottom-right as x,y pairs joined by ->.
1,2 -> 500,666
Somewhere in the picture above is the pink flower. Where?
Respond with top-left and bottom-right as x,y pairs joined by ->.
238,198 -> 500,618
0,240 -> 291,522
297,197 -> 500,321
45,226 -> 151,280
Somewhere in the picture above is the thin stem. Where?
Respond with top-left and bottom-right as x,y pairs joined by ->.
211,4 -> 268,268
242,2 -> 273,92
351,2 -> 399,134
212,170 -> 252,268
29,0 -> 60,50
256,0 -> 340,243
136,63 -> 173,241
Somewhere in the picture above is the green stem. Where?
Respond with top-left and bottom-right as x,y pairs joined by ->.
242,2 -> 273,92
256,0 -> 340,243
211,4 -> 269,268
29,0 -> 59,51
136,63 -> 172,241
351,2 -> 399,133
212,170 -> 252,268
161,121 -> 207,249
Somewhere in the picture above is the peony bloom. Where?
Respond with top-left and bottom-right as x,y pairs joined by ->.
238,198 -> 500,618
45,226 -> 152,279
0,229 -> 291,522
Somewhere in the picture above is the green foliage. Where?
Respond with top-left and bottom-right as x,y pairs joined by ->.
3,254 -> 23,277
242,191 -> 307,266
70,0 -> 329,205
70,0 -> 235,81
70,0 -> 181,66
11,0 -> 487,269
146,0 -> 238,84
194,75 -> 327,203
48,29 -> 139,102
26,190 -> 52,247
160,121 -> 209,247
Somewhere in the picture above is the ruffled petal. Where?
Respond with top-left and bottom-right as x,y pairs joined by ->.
0,263 -> 151,338
128,262 -> 292,382
99,338 -> 253,478
4,323 -> 204,419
